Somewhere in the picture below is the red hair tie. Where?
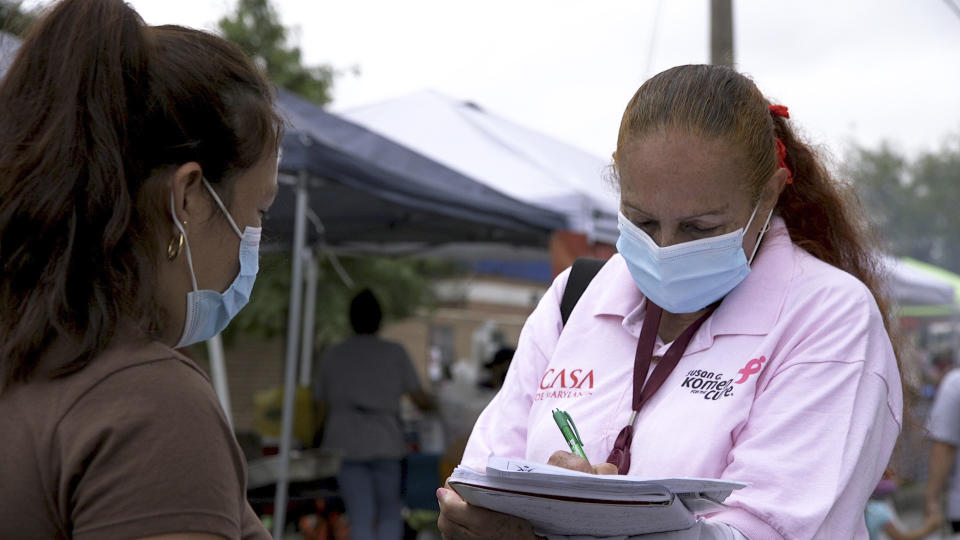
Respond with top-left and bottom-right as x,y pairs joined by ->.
769,104 -> 790,119
769,104 -> 793,184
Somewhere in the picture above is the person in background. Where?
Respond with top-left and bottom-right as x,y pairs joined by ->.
316,289 -> 433,540
923,350 -> 955,398
0,0 -> 280,537
437,345 -> 516,484
438,64 -> 903,539
925,365 -> 960,535
480,347 -> 515,391
866,471 -> 941,539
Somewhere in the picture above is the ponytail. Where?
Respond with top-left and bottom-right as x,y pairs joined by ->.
0,0 -> 279,388
769,106 -> 919,469
769,115 -> 872,277
770,112 -> 902,368
0,0 -> 152,386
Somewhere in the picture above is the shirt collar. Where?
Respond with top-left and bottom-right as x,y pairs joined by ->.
591,217 -> 795,351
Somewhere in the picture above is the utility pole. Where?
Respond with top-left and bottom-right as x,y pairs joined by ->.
710,0 -> 734,67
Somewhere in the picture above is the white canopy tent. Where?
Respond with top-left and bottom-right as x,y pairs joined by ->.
886,256 -> 958,310
343,90 -> 621,245
885,256 -> 960,370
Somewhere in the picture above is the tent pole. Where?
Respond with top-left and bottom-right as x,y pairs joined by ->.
206,334 -> 233,428
272,171 -> 309,538
299,250 -> 318,387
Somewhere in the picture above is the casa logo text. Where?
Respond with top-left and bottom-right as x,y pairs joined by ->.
535,368 -> 595,401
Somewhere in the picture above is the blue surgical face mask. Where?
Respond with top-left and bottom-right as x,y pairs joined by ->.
171,179 -> 261,348
616,203 -> 774,314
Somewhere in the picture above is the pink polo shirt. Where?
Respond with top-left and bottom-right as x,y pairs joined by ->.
462,218 -> 902,539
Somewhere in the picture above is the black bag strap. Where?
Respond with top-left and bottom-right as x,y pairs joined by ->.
559,257 -> 606,327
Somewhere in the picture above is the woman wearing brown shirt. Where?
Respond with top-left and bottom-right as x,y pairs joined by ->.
0,0 -> 280,538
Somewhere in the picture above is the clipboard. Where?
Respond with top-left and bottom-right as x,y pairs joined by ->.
448,456 -> 746,537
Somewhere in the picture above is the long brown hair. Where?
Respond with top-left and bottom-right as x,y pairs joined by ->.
614,65 -> 901,366
0,0 -> 281,389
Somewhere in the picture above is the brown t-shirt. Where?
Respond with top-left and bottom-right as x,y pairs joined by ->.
0,341 -> 270,539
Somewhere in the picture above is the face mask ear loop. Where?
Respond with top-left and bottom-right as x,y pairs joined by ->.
170,193 -> 200,292
202,177 -> 243,238
742,201 -> 761,233
748,207 -> 776,265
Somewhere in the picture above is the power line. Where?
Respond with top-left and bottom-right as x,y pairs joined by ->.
943,0 -> 960,22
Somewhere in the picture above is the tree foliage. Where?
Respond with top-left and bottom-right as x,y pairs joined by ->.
0,1 -> 36,37
223,253 -> 461,347
218,0 -> 333,105
846,135 -> 960,271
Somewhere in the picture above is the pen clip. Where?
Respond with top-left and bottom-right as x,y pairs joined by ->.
563,411 -> 583,445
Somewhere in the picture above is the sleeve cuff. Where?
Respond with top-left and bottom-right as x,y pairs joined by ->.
73,510 -> 239,540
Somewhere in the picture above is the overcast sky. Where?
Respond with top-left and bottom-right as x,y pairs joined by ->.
30,0 -> 960,162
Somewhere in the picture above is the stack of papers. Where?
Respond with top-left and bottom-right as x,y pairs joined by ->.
448,456 -> 746,537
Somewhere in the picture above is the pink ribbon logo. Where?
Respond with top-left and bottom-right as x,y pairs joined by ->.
734,356 -> 766,384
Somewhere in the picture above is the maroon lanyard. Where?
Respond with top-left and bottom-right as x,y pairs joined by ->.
605,301 -> 715,474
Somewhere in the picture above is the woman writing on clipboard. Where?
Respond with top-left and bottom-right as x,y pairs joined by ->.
437,64 -> 902,539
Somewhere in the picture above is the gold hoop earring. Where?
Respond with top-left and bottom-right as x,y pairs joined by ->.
167,230 -> 184,260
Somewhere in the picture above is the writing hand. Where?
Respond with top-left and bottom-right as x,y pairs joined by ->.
548,450 -> 618,475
